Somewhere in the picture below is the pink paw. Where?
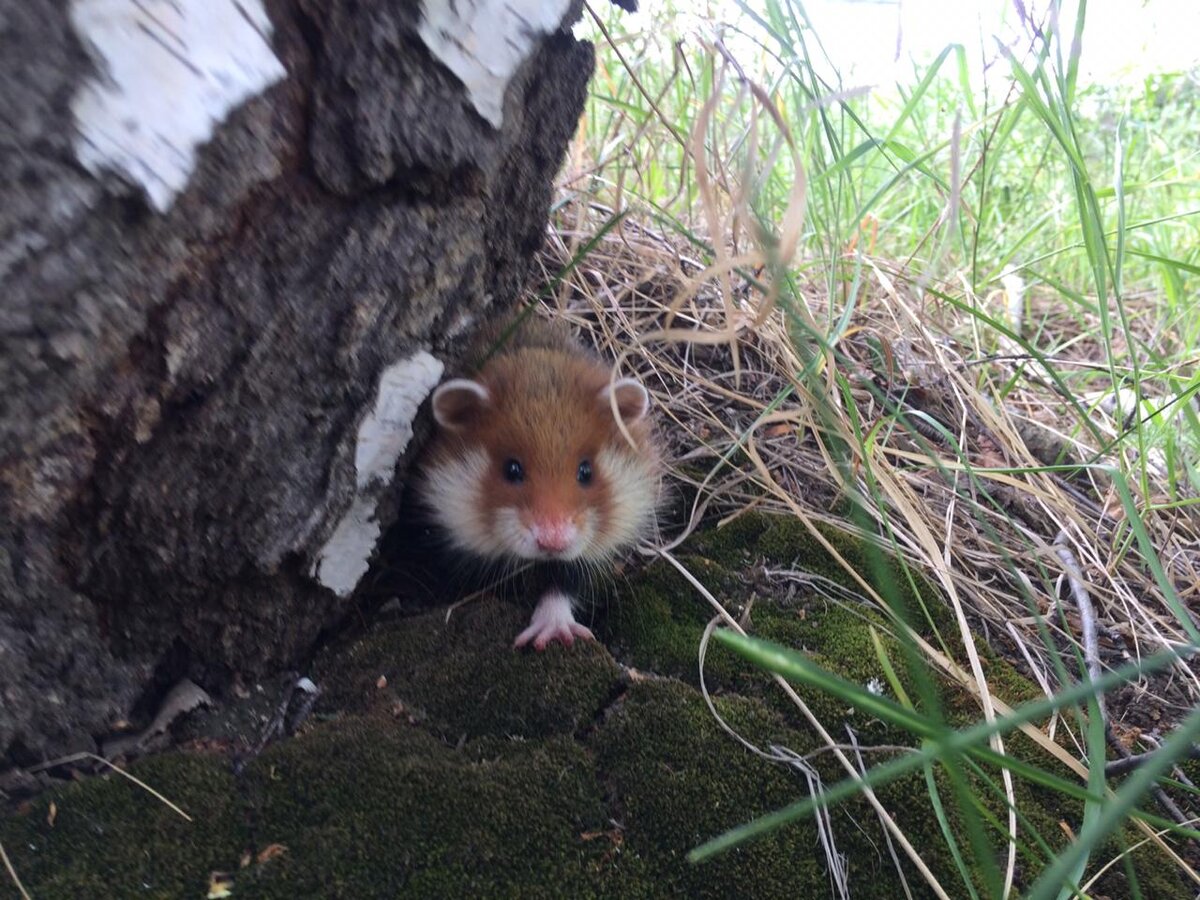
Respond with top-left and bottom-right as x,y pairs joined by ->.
513,591 -> 595,651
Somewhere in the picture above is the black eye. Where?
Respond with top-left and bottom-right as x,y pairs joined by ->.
577,459 -> 593,486
503,458 -> 524,483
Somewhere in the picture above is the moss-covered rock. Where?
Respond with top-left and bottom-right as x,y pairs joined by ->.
603,511 -> 957,741
238,714 -> 611,898
0,753 -> 243,899
1,513 -> 1190,898
595,678 -> 943,898
315,598 -> 623,741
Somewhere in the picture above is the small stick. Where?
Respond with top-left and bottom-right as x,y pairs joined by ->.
1105,742 -> 1200,778
1105,726 -> 1191,826
254,672 -> 299,756
234,674 -> 323,775
285,678 -> 321,735
1053,532 -> 1104,720
27,751 -> 191,822
1138,731 -> 1200,790
1,837 -> 31,900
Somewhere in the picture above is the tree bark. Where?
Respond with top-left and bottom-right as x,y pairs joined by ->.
0,0 -> 595,764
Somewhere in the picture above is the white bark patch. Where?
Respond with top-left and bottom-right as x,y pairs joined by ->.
311,496 -> 381,600
312,351 -> 445,598
69,0 -> 286,212
418,0 -> 572,128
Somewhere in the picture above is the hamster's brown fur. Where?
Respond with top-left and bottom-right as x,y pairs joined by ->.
419,315 -> 660,648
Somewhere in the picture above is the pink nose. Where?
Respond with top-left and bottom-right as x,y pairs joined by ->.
534,519 -> 577,553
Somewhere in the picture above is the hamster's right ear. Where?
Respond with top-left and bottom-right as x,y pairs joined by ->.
431,379 -> 491,431
600,378 -> 650,424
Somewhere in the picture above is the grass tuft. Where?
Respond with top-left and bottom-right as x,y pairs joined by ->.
542,0 -> 1200,893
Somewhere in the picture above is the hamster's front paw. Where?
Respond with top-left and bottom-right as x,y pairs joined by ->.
513,590 -> 595,651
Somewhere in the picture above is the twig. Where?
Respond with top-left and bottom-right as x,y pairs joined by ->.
26,751 -> 191,822
235,673 -> 323,774
254,672 -> 298,755
1139,731 -> 1200,790
1054,531 -> 1105,720
1105,742 -> 1200,778
584,2 -> 688,151
1105,726 -> 1192,826
1,837 -> 31,900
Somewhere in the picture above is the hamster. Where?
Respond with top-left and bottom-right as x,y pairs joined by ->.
419,315 -> 661,650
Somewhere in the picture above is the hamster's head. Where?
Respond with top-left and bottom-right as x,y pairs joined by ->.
421,351 -> 660,564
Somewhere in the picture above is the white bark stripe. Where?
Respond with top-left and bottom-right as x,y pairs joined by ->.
70,0 -> 286,212
418,0 -> 572,128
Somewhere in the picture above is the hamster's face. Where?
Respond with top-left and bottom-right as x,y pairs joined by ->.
422,353 -> 659,563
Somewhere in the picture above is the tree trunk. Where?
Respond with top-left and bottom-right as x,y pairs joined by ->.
0,0 -> 596,764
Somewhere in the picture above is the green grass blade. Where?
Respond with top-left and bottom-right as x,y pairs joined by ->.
689,630 -> 1192,862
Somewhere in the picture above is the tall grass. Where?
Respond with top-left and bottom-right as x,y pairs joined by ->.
564,0 -> 1200,895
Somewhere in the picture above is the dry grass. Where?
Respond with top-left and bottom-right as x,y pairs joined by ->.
539,180 -> 1200,726
528,44 -> 1200,888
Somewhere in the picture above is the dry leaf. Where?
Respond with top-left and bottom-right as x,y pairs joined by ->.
102,679 -> 213,759
579,829 -> 623,847
206,871 -> 234,899
47,801 -> 57,827
764,423 -> 792,438
256,843 -> 288,864
977,448 -> 1006,469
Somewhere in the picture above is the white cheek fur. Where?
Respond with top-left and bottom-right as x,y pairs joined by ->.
587,446 -> 660,561
421,449 -> 499,558
494,507 -> 537,559
422,446 -> 657,563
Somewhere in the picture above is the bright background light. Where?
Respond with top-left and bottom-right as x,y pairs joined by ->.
618,0 -> 1200,89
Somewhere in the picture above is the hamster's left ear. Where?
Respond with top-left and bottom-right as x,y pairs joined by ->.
599,378 -> 650,423
432,379 -> 491,431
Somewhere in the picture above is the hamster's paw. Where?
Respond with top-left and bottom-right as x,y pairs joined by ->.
514,590 -> 595,650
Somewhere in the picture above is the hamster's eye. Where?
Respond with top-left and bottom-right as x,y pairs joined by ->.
503,458 -> 525,484
577,459 -> 593,486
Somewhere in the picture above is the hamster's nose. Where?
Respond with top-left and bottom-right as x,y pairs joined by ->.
534,518 -> 578,553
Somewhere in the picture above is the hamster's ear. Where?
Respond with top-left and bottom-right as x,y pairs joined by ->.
432,379 -> 491,431
599,378 -> 650,423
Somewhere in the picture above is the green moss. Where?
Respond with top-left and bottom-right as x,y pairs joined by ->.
607,510 -> 947,682
0,753 -> 243,899
681,512 -> 949,634
605,512 -> 947,745
600,513 -> 1189,896
596,679 -> 977,898
0,513 -> 1189,898
237,713 -> 611,898
317,598 -> 623,742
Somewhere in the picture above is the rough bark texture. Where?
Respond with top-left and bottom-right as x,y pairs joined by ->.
0,0 -> 593,764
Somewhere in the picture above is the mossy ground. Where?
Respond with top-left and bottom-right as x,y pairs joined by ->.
1,513 -> 1187,898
